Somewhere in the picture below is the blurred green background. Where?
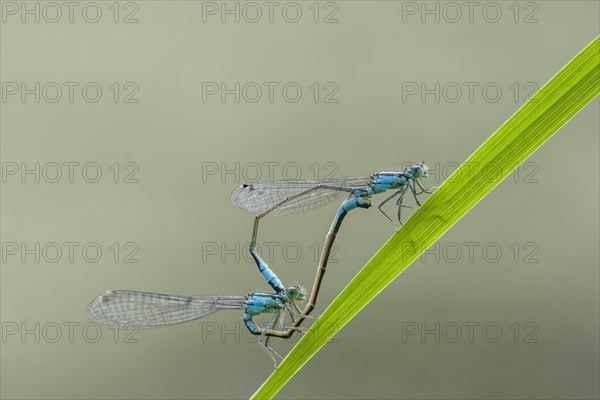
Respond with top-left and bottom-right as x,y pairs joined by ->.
1,1 -> 598,399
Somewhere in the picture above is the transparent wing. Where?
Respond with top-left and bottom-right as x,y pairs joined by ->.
87,290 -> 247,329
230,176 -> 373,216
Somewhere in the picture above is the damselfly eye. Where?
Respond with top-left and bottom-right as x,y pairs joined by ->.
286,285 -> 305,301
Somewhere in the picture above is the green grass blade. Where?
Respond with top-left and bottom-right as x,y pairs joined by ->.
252,36 -> 600,400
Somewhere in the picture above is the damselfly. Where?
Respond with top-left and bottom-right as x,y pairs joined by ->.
87,286 -> 304,367
231,162 -> 432,260
87,196 -> 369,367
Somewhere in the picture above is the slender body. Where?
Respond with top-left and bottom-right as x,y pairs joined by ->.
252,196 -> 372,338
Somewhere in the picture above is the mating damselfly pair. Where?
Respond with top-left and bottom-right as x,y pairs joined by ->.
87,162 -> 432,367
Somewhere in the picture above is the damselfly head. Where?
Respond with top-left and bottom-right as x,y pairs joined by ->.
286,284 -> 306,302
409,162 -> 428,179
